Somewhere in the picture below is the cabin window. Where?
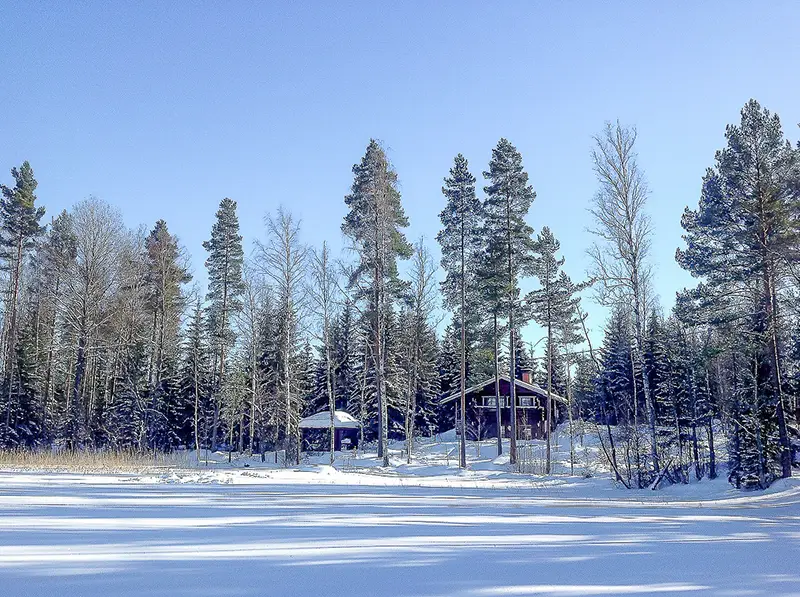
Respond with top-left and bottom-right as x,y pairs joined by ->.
480,396 -> 508,408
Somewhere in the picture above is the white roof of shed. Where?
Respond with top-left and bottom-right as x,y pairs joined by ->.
298,410 -> 361,429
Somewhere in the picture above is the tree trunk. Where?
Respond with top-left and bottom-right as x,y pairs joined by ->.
565,344 -> 574,476
494,314 -> 502,456
194,348 -> 201,461
249,343 -> 257,457
705,369 -> 716,479
508,326 -> 517,465
4,235 -> 24,378
630,268 -> 659,477
459,298 -> 467,468
630,347 -> 643,488
71,335 -> 87,449
765,266 -> 792,479
545,321 -> 553,474
327,335 -> 335,466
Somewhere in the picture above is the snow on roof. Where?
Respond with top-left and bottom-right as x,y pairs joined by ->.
298,410 -> 361,429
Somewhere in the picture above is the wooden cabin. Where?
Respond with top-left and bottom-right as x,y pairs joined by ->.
439,373 -> 566,440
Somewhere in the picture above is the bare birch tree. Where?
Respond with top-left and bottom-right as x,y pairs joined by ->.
402,239 -> 438,463
588,121 -> 659,475
309,242 -> 340,464
260,207 -> 307,465
63,197 -> 126,446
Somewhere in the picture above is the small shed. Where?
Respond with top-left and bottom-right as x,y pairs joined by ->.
298,410 -> 361,452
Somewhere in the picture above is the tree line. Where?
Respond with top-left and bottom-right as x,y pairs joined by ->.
0,99 -> 797,488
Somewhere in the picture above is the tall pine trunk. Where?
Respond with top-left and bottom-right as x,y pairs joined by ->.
459,223 -> 467,468
494,314 -> 502,456
763,257 -> 791,479
632,275 -> 659,476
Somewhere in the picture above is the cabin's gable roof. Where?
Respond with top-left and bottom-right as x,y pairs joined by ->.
439,375 -> 566,405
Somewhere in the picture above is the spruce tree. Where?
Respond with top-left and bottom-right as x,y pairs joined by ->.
596,309 -> 638,486
2,315 -> 41,447
181,299 -> 212,456
145,220 -> 191,390
36,211 -> 77,437
514,337 -> 535,381
333,299 -> 358,413
437,324 -> 461,435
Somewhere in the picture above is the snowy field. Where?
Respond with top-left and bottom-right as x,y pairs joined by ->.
1,436 -> 800,597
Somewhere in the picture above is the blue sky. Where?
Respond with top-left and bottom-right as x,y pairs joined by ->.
1,1 -> 799,347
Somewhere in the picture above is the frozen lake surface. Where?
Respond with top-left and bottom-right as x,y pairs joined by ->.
0,470 -> 799,597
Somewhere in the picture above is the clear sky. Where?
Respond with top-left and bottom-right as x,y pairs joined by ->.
1,1 -> 799,348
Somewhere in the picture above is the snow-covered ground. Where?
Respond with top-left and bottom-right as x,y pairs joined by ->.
1,433 -> 800,596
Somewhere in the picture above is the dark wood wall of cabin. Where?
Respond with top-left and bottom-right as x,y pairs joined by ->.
463,398 -> 558,441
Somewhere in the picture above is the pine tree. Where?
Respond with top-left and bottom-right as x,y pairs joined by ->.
528,227 -> 581,473
0,162 -> 45,440
677,100 -> 799,481
438,154 -> 483,468
0,162 -> 45,359
476,211 -> 510,456
203,198 -> 244,450
482,138 -> 536,464
342,140 -> 412,466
